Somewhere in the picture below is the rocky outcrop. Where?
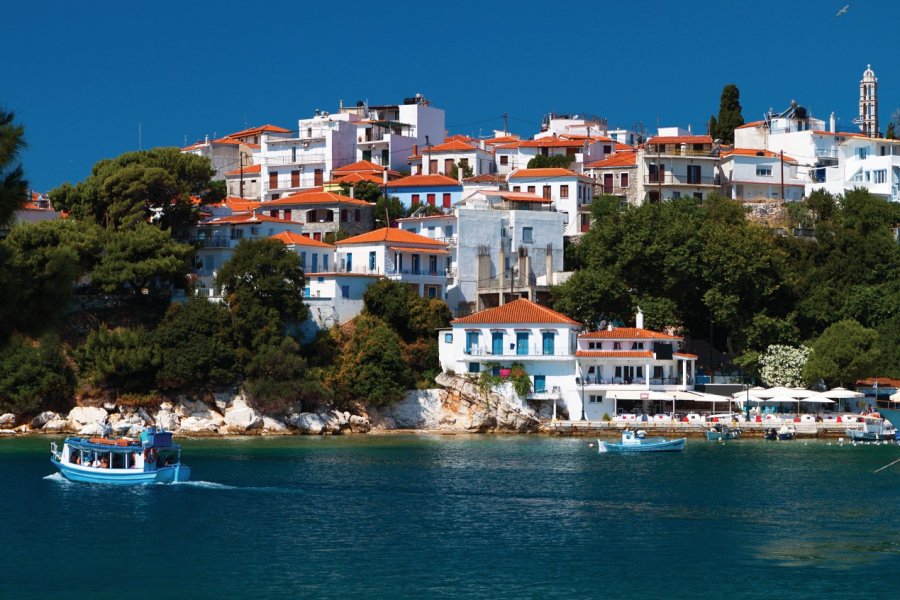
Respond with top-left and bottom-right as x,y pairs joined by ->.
31,411 -> 58,429
0,413 -> 16,428
67,406 -> 108,435
369,374 -> 541,433
223,397 -> 263,433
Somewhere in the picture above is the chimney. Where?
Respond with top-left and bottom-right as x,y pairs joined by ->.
545,246 -> 553,280
458,164 -> 464,183
382,169 -> 388,185
635,307 -> 644,329
412,144 -> 418,157
830,112 -> 836,133
350,186 -> 355,199
204,134 -> 209,144
607,322 -> 614,332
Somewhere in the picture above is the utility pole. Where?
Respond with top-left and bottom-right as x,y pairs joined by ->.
503,112 -> 509,135
780,150 -> 785,201
239,152 -> 246,199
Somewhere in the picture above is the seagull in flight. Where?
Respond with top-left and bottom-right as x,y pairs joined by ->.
835,3 -> 851,16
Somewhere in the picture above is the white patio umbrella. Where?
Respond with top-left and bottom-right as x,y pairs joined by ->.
757,386 -> 817,399
819,387 -> 864,399
891,391 -> 900,402
801,394 -> 836,404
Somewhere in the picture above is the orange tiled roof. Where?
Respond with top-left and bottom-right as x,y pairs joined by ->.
674,352 -> 698,359
452,298 -> 581,326
263,191 -> 373,207
736,120 -> 766,130
227,124 -> 291,139
514,137 -> 592,148
580,327 -> 681,340
208,196 -> 261,212
585,151 -> 637,168
812,130 -> 867,138
508,168 -> 578,179
646,135 -> 713,145
857,377 -> 900,387
484,135 -> 521,145
328,172 -> 385,185
385,174 -> 461,188
575,350 -> 654,358
23,192 -> 54,211
445,134 -> 475,143
463,174 -> 505,184
720,148 -> 798,163
332,160 -> 387,174
424,139 -> 481,153
224,164 -> 261,176
270,231 -> 335,248
336,227 -> 449,247
182,137 -> 243,151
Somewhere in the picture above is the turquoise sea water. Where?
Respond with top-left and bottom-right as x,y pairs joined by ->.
2,434 -> 899,599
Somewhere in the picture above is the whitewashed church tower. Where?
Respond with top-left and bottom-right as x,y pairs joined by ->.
859,64 -> 879,137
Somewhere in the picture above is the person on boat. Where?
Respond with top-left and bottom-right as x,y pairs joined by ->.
71,452 -> 80,465
99,456 -> 110,469
130,451 -> 140,468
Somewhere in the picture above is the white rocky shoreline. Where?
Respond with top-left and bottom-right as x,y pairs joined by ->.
0,374 -> 545,438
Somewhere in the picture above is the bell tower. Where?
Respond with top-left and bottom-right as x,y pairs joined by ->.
859,64 -> 879,137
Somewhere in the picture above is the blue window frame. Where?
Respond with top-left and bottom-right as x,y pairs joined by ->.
516,332 -> 529,355
341,285 -> 350,299
533,375 -> 546,393
311,253 -> 318,273
444,333 -> 453,343
542,332 -> 555,355
468,362 -> 480,373
323,254 -> 329,271
492,332 -> 503,355
369,251 -> 376,271
346,253 -> 352,271
465,331 -> 480,354
303,287 -> 311,298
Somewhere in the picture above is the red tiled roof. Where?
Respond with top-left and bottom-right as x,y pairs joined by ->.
674,352 -> 698,359
736,120 -> 766,130
270,231 -> 335,248
721,148 -> 798,163
857,377 -> 900,387
580,327 -> 682,340
224,164 -> 261,176
332,160 -> 387,174
646,135 -> 713,145
23,192 -> 54,211
227,124 -> 291,138
585,151 -> 637,168
263,191 -> 373,207
508,168 -> 578,179
515,137 -> 592,148
451,298 -> 581,326
182,137 -> 243,151
575,350 -> 654,358
208,196 -> 261,212
812,130 -> 867,137
337,227 -> 449,247
385,174 -> 461,188
484,135 -> 521,145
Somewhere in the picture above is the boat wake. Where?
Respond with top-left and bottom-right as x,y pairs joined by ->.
169,480 -> 238,490
43,472 -> 72,484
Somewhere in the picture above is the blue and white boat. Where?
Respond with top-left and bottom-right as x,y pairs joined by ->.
50,427 -> 191,485
706,424 -> 742,442
596,430 -> 686,453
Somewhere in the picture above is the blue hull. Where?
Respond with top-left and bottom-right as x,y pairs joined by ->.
706,431 -> 741,442
51,459 -> 191,485
598,438 -> 686,453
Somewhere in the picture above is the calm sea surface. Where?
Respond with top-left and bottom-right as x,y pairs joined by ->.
2,434 -> 898,599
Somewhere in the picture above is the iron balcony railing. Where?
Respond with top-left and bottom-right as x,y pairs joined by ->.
645,173 -> 720,186
463,345 -> 571,358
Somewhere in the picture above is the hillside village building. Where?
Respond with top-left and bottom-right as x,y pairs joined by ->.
438,300 -> 698,421
717,149 -> 805,201
508,168 -> 594,235
637,132 -> 720,203
808,136 -> 900,202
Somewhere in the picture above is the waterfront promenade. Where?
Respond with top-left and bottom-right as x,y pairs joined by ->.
546,418 -> 867,437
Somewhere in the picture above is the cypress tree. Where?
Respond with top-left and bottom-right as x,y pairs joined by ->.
715,84 -> 744,144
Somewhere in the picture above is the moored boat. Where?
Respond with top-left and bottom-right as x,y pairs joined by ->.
596,430 -> 686,453
706,424 -> 741,442
846,415 -> 896,442
764,424 -> 795,441
50,427 -> 190,485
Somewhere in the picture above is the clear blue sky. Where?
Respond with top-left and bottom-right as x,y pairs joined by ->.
7,0 -> 898,192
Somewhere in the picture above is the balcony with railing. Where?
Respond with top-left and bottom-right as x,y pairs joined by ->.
645,173 -> 720,186
463,344 -> 573,360
578,374 -> 693,390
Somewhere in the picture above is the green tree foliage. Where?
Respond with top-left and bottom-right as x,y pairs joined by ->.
0,221 -> 81,339
334,314 -> 411,407
49,147 -> 214,235
713,84 -> 744,144
803,319 -> 880,387
152,299 -> 237,390
77,326 -> 160,394
339,181 -> 382,203
0,109 -> 27,227
526,154 -> 575,169
887,122 -> 896,140
244,337 -> 331,414
0,335 -> 75,415
706,115 -> 717,137
448,162 -> 473,180
374,194 -> 408,224
89,223 -> 193,295
216,239 -> 308,357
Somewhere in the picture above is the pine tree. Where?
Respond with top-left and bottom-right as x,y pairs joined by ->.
887,122 -> 896,140
707,115 -> 718,137
715,84 -> 744,144
0,109 -> 27,227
